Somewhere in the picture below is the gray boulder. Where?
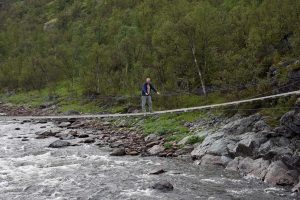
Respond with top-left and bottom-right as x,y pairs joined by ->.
147,145 -> 165,155
151,181 -> 174,192
292,180 -> 300,192
221,114 -> 261,135
58,122 -> 71,128
110,148 -> 126,156
281,110 -> 300,135
49,140 -> 71,148
199,154 -> 232,167
264,160 -> 298,186
144,134 -> 160,143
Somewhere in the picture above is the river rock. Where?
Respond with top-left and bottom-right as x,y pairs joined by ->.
78,134 -> 89,138
264,160 -> 298,186
144,134 -> 160,143
206,138 -> 235,156
151,181 -> 174,192
79,138 -> 95,144
110,148 -> 126,156
58,122 -> 71,128
48,140 -> 71,148
58,133 -> 75,140
35,130 -> 58,139
149,169 -> 166,175
147,145 -> 165,155
199,154 -> 230,166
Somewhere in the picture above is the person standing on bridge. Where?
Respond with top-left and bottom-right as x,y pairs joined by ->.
141,78 -> 160,113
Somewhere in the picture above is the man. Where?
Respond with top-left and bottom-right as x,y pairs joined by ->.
141,78 -> 160,113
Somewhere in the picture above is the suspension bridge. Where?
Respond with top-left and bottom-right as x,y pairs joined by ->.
1,90 -> 299,121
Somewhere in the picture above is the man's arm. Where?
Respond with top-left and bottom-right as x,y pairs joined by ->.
150,84 -> 159,94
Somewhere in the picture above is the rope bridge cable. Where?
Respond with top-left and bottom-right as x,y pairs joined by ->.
1,90 -> 300,121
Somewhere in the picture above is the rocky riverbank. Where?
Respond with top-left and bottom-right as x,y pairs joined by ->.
3,99 -> 300,196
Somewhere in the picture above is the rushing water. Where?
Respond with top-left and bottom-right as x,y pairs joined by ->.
0,120 -> 297,200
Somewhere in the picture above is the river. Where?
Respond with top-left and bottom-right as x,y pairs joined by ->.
0,120 -> 296,200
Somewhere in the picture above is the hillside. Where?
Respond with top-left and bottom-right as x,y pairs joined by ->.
1,0 -> 300,112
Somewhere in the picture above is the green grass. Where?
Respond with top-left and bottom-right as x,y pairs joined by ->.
186,135 -> 205,145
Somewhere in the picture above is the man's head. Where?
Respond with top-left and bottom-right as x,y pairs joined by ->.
146,78 -> 151,83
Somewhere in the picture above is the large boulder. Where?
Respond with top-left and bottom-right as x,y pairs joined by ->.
221,114 -> 261,135
206,138 -> 235,156
191,132 -> 224,158
264,160 -> 298,186
48,140 -> 71,148
280,110 -> 300,135
226,157 -> 270,180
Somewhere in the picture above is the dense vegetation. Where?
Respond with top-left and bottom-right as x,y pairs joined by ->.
1,0 -> 300,109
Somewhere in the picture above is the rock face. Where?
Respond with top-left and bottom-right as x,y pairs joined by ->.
151,181 -> 174,192
190,106 -> 300,191
49,140 -> 71,148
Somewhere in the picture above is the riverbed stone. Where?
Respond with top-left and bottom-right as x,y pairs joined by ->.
58,122 -> 71,128
149,169 -> 166,175
151,181 -> 174,192
110,148 -> 126,156
35,130 -> 58,139
264,160 -> 298,186
147,145 -> 165,155
48,140 -> 71,148
144,134 -> 160,143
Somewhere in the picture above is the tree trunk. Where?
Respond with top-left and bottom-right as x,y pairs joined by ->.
191,44 -> 206,96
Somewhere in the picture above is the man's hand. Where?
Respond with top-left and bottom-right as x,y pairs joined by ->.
157,92 -> 160,95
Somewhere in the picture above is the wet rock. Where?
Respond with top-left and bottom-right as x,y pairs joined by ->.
77,134 -> 89,138
147,145 -> 165,155
110,140 -> 124,148
126,150 -> 139,156
110,148 -> 126,156
15,127 -> 21,130
239,157 -> 270,180
58,133 -> 75,140
175,145 -> 194,156
144,134 -> 159,143
149,169 -> 167,175
21,138 -> 29,141
151,181 -> 173,192
199,154 -> 227,166
58,122 -> 71,128
35,130 -> 57,139
48,140 -> 71,148
264,160 -> 298,186
79,138 -> 95,144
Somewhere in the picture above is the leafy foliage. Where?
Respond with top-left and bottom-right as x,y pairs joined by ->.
1,0 -> 300,98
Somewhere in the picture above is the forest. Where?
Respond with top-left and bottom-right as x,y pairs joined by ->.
0,0 -> 300,101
